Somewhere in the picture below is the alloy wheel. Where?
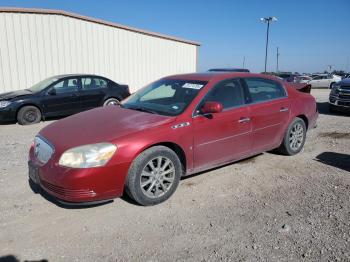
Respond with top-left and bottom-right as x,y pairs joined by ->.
289,122 -> 304,151
140,156 -> 175,199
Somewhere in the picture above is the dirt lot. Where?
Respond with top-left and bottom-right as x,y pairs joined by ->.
0,89 -> 349,262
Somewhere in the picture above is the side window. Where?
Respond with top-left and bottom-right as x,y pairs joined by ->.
82,78 -> 108,90
245,78 -> 286,103
52,78 -> 79,94
140,84 -> 176,102
202,79 -> 244,109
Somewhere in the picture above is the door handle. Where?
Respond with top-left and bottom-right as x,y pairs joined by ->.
280,107 -> 289,112
238,117 -> 251,123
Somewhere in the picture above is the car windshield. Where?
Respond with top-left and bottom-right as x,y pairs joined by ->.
28,77 -> 59,92
122,79 -> 208,116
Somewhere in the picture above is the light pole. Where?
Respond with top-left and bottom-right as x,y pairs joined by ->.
260,16 -> 277,73
276,47 -> 280,72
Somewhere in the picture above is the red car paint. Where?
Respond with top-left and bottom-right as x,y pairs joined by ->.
29,72 -> 318,203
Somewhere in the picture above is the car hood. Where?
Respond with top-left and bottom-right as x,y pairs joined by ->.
340,78 -> 350,86
0,89 -> 33,100
39,106 -> 175,152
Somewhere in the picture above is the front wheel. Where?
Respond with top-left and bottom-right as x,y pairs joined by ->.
125,146 -> 182,206
17,106 -> 41,125
277,117 -> 306,156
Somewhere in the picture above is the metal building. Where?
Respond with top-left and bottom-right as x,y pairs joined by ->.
0,8 -> 200,93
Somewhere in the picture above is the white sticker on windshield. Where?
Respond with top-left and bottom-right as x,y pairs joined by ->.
182,83 -> 203,89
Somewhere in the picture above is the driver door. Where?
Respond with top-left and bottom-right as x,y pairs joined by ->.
41,77 -> 81,117
193,79 -> 252,171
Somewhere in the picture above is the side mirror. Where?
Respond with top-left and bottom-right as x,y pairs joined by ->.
48,89 -> 56,96
200,101 -> 223,115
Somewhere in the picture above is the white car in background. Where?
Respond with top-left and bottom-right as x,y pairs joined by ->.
296,75 -> 313,83
308,74 -> 341,89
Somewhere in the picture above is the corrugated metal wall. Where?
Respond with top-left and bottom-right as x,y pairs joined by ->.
0,12 -> 198,93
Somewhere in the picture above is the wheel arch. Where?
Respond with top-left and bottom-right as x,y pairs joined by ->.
138,142 -> 187,174
16,103 -> 43,120
295,114 -> 309,130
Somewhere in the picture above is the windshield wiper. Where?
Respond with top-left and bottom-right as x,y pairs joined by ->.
125,105 -> 157,114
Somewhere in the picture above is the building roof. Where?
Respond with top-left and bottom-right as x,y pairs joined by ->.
0,7 -> 201,46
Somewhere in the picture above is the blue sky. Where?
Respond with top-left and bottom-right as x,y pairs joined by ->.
1,0 -> 349,73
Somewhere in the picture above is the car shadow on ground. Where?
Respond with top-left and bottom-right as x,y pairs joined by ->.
0,255 -> 48,262
315,152 -> 350,172
317,102 -> 350,116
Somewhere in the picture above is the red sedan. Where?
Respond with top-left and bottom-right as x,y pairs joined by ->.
28,72 -> 318,206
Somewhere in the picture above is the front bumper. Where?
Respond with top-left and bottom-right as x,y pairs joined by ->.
329,95 -> 350,110
0,105 -> 17,123
28,147 -> 131,203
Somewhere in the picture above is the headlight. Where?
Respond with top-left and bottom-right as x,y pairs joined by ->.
59,143 -> 117,168
0,101 -> 11,108
331,84 -> 341,94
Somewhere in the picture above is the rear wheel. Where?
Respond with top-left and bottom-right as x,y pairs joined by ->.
103,98 -> 120,106
17,106 -> 41,125
125,146 -> 182,206
278,117 -> 306,156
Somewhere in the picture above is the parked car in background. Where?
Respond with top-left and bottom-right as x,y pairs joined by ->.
28,72 -> 318,206
0,74 -> 130,125
274,72 -> 298,82
329,78 -> 350,113
308,74 -> 341,89
296,75 -> 313,83
208,68 -> 250,73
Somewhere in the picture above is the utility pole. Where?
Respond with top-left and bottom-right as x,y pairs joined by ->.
327,65 -> 334,73
276,47 -> 280,72
243,56 -> 246,69
260,16 -> 278,73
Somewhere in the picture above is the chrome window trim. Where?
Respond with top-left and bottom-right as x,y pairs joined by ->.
192,77 -> 289,118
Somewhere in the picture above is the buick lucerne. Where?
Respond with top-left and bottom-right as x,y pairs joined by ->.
28,72 -> 318,206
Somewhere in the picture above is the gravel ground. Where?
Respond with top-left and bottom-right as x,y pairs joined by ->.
0,89 -> 349,262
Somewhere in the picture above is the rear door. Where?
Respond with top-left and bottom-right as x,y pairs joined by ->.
243,78 -> 290,153
80,77 -> 108,110
193,78 -> 252,171
41,77 -> 81,117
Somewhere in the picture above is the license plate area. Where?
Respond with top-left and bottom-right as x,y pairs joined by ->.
28,162 -> 40,184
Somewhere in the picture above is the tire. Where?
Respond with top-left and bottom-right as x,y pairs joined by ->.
17,106 -> 41,125
125,146 -> 182,206
103,98 -> 120,106
277,117 -> 307,156
330,82 -> 335,89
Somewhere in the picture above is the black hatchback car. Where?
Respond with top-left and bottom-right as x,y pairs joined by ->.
0,74 -> 130,125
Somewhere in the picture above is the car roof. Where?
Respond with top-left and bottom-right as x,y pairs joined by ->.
164,72 -> 282,82
52,74 -> 107,79
208,68 -> 250,72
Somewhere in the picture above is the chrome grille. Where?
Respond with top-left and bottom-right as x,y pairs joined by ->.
34,136 -> 54,165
